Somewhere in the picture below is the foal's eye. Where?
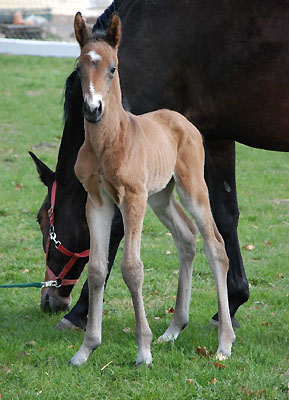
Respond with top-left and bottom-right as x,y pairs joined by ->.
110,66 -> 116,75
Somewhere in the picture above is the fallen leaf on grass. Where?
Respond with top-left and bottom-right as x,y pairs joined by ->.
24,340 -> 36,347
278,273 -> 284,279
240,386 -> 254,396
172,270 -> 179,275
214,361 -> 226,369
23,269 -> 29,273
165,307 -> 174,314
154,316 -> 160,320
123,327 -> 131,333
268,283 -> 276,288
242,244 -> 255,251
166,232 -> 172,236
264,240 -> 271,246
209,378 -> 217,385
0,366 -> 12,374
165,250 -> 171,255
16,351 -> 30,358
261,321 -> 270,327
187,379 -> 195,384
240,386 -> 264,397
13,182 -> 24,190
196,346 -> 213,358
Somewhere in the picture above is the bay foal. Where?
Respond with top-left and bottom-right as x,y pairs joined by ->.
70,12 -> 235,366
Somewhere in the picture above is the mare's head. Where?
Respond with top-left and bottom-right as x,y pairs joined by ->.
30,151 -> 89,312
74,12 -> 121,124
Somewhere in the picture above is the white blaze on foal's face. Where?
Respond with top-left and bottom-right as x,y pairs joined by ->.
84,51 -> 103,111
86,81 -> 103,111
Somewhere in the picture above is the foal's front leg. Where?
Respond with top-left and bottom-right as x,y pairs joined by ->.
120,191 -> 153,365
70,193 -> 114,366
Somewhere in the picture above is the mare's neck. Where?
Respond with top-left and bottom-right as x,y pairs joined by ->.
56,73 -> 85,186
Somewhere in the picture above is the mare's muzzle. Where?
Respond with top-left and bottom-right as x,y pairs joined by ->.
83,99 -> 103,123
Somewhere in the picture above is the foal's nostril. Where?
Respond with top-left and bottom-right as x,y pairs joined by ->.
83,100 -> 91,114
96,101 -> 102,115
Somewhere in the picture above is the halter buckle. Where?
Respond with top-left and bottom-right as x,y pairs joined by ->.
49,226 -> 61,248
41,280 -> 61,288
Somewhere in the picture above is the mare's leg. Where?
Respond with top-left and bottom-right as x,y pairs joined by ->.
204,139 -> 249,327
147,180 -> 197,342
58,205 -> 124,329
70,193 -> 114,365
120,191 -> 153,365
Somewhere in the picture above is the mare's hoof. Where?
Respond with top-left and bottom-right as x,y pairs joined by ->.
210,316 -> 240,329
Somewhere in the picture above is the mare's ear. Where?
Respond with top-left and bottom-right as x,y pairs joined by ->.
29,151 -> 55,187
105,13 -> 121,48
74,12 -> 89,47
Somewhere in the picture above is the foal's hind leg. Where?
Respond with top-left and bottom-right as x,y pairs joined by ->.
120,190 -> 153,365
148,180 -> 197,342
70,192 -> 114,366
175,173 -> 235,358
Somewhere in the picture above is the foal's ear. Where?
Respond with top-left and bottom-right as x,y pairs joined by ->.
105,13 -> 121,48
29,151 -> 55,187
74,12 -> 89,47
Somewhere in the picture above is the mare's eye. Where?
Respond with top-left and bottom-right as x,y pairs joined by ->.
110,66 -> 116,75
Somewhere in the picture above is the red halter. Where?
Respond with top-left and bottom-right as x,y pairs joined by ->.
45,180 -> 90,287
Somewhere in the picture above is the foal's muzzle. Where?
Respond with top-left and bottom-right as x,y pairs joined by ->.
83,100 -> 103,123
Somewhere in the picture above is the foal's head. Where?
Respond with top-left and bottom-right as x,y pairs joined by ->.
74,12 -> 121,124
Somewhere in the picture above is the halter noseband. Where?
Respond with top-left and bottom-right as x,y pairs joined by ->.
45,180 -> 89,287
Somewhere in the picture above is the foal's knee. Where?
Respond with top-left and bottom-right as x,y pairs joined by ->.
205,240 -> 229,272
87,261 -> 107,288
121,257 -> 144,291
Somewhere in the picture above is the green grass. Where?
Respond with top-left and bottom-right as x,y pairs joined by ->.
0,55 -> 288,399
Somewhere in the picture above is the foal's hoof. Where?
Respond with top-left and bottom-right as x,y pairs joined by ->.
136,351 -> 152,366
69,351 -> 89,366
157,334 -> 175,343
210,315 -> 240,329
55,317 -> 77,330
157,326 -> 182,343
215,352 -> 228,361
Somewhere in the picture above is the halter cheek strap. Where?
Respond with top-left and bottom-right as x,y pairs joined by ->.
45,180 -> 89,287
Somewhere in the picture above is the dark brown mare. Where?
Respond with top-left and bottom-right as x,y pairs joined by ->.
70,12 -> 234,365
31,0 -> 289,329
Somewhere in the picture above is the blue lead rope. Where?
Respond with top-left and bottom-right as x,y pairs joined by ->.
0,280 -> 60,289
